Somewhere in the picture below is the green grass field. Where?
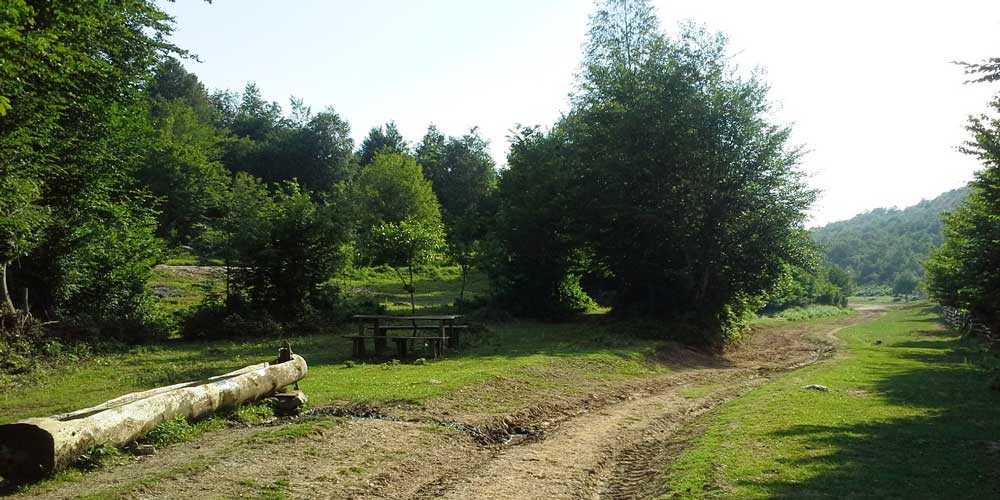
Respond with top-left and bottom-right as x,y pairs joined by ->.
0,320 -> 664,424
666,304 -> 1000,498
333,265 -> 488,313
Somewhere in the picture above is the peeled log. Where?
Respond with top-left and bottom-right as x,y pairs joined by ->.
0,354 -> 307,482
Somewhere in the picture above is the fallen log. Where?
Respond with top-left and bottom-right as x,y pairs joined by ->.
0,354 -> 307,483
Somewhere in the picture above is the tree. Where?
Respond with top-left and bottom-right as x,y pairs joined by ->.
416,126 -> 498,301
140,99 -> 230,244
487,126 -> 594,317
490,2 -> 815,343
351,152 -> 442,231
149,58 -> 218,123
212,174 -> 352,318
351,152 -> 444,310
892,272 -> 919,297
1,0 -> 181,333
0,175 -> 47,314
254,107 -> 356,190
357,122 -> 408,166
926,59 -> 1000,332
361,219 -> 444,313
211,85 -> 356,192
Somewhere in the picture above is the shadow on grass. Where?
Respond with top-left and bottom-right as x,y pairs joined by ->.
753,311 -> 1000,499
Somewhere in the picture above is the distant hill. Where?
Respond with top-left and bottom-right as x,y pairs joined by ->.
811,187 -> 970,289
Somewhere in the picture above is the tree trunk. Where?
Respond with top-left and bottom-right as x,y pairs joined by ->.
408,265 -> 416,315
0,355 -> 307,482
459,263 -> 468,304
1,262 -> 15,315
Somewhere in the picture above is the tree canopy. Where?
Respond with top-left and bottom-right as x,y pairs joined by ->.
489,1 -> 815,342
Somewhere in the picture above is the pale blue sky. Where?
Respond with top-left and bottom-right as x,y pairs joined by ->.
161,0 -> 1000,226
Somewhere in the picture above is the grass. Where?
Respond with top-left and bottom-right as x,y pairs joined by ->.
758,304 -> 853,323
148,266 -> 225,319
334,265 -> 488,313
666,304 -> 1000,498
0,320 -> 665,424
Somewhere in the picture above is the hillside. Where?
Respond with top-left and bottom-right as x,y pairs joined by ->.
811,187 -> 970,288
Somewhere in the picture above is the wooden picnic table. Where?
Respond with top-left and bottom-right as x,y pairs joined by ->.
346,314 -> 466,359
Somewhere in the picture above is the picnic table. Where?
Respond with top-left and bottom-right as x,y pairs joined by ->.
346,314 -> 467,359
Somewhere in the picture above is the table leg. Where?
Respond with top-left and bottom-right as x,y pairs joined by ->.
375,320 -> 387,355
394,338 -> 408,358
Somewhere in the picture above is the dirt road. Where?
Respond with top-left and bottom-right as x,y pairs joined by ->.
16,309 -> 883,499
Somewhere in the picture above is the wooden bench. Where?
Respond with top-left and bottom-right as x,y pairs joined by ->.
347,315 -> 466,359
344,335 -> 448,358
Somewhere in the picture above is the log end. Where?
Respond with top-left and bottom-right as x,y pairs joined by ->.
0,421 -> 56,483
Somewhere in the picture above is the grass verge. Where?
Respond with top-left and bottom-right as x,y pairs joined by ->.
666,304 -> 1000,498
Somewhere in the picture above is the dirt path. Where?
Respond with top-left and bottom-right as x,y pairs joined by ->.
12,309 -> 884,499
418,308 -> 885,499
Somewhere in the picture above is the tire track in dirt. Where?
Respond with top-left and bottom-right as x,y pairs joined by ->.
417,309 -> 885,500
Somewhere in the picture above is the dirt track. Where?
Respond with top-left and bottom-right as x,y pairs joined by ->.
15,309 -> 883,499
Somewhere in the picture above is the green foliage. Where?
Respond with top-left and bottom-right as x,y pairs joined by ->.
767,304 -> 851,322
55,200 -> 164,337
925,60 -> 1000,332
490,3 -> 814,342
0,175 -> 48,312
357,121 -> 408,166
351,152 -> 442,231
209,175 -> 353,321
141,98 -> 230,245
765,257 -> 852,312
416,126 -> 498,300
811,187 -> 969,287
212,85 -> 356,191
487,127 -> 594,318
0,2 -> 178,337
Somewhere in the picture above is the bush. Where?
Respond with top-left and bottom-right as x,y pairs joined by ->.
208,174 -> 353,320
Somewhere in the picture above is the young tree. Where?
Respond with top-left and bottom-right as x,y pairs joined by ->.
351,152 -> 444,310
362,219 -> 444,313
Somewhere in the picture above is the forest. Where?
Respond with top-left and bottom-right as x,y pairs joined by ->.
2,1 -> 1000,497
0,0 -> 849,369
811,187 -> 969,296
0,0 -> 995,376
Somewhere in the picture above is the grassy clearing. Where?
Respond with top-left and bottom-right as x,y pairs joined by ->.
0,320 -> 664,423
666,304 -> 1000,498
758,304 -> 852,323
334,265 -> 488,313
148,266 -> 225,319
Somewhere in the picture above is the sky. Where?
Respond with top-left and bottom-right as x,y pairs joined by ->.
160,0 -> 1000,226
